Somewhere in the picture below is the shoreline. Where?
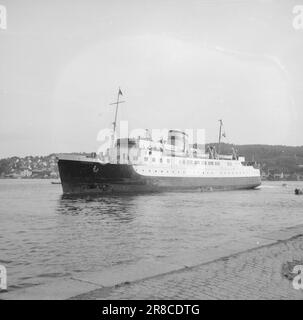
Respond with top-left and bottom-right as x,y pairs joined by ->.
2,224 -> 303,300
1,177 -> 302,182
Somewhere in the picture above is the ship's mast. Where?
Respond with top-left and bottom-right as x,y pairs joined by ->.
110,88 -> 125,137
108,88 -> 125,163
218,119 -> 223,157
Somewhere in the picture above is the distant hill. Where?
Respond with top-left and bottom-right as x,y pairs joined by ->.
207,143 -> 303,176
1,145 -> 303,179
0,154 -> 59,179
0,153 -> 90,179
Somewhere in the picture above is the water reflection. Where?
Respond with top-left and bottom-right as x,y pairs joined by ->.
56,194 -> 142,223
2,180 -> 303,291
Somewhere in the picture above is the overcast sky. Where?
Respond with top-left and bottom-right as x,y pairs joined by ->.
0,0 -> 302,157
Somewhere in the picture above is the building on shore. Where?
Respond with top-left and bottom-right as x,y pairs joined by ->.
20,169 -> 32,178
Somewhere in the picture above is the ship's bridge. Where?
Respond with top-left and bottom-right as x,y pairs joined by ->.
97,130 -> 243,166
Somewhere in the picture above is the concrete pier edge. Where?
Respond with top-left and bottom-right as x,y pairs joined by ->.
1,224 -> 303,300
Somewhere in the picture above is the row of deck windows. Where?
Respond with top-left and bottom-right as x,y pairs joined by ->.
117,154 -> 237,167
139,169 -> 247,175
142,157 -> 232,166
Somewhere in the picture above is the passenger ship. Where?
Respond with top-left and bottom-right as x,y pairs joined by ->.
58,91 -> 261,195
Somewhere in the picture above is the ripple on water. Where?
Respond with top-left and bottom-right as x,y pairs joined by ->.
1,180 -> 303,290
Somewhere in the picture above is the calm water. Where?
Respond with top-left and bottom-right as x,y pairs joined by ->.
0,179 -> 302,291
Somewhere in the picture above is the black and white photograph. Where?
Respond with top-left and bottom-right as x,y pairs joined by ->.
1,0 -> 303,307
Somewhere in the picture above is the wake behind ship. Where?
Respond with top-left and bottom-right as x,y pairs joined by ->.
57,91 -> 261,195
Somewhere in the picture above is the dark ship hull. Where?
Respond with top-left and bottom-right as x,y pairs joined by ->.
58,159 -> 261,195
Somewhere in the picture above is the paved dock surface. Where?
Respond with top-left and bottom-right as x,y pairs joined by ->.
2,225 -> 303,300
72,235 -> 303,300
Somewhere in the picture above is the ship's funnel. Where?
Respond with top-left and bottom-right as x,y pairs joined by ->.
167,130 -> 188,153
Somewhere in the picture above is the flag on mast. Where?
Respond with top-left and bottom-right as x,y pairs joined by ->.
118,88 -> 123,96
220,120 -> 226,138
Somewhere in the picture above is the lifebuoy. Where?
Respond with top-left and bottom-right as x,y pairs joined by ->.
93,165 -> 99,173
